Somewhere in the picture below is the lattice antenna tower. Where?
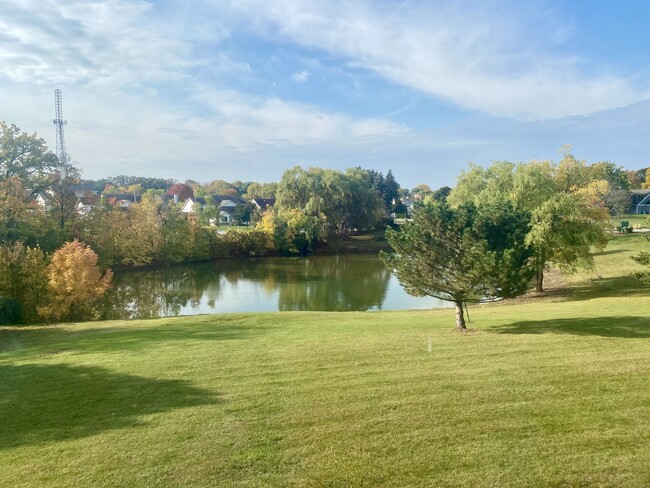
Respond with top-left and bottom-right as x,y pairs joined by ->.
53,88 -> 68,165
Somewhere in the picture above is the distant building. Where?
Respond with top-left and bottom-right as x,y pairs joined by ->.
250,198 -> 276,211
631,189 -> 650,214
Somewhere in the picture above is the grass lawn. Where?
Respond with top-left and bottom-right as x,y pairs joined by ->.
610,213 -> 650,228
1,236 -> 650,487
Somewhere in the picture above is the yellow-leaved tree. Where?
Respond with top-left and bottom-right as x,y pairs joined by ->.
39,241 -> 113,322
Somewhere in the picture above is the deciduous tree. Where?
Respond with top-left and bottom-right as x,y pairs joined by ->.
0,122 -> 60,196
39,241 -> 112,322
449,157 -> 609,291
0,242 -> 48,323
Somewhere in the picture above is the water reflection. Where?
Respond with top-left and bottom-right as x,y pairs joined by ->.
101,255 -> 449,319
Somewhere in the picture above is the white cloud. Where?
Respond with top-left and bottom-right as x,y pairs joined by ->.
0,0 -> 193,87
0,0 -> 408,179
229,0 -> 650,119
292,70 -> 311,83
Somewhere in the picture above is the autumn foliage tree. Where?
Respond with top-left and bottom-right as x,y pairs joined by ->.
39,241 -> 113,322
166,183 -> 194,202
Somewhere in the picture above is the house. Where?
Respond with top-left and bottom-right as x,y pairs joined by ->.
250,198 -> 276,211
630,189 -> 650,214
76,193 -> 100,215
181,195 -> 249,225
34,193 -> 52,211
102,193 -> 139,210
69,181 -> 99,198
180,197 -> 206,214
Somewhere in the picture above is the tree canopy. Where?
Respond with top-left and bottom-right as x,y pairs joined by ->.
448,156 -> 609,291
381,201 -> 534,329
0,121 -> 61,196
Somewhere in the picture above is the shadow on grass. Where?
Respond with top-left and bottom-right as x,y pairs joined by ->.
495,316 -> 650,338
0,319 -> 267,355
594,249 -> 628,256
564,276 -> 650,302
0,363 -> 219,449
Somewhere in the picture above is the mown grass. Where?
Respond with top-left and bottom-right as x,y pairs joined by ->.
610,213 -> 650,228
1,235 -> 650,487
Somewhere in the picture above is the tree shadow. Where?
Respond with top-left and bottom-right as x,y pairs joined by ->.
494,316 -> 650,338
0,363 -> 219,449
594,249 -> 627,256
564,276 -> 650,302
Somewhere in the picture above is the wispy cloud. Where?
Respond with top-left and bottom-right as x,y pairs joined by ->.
230,0 -> 649,119
292,70 -> 311,83
1,0 -> 649,187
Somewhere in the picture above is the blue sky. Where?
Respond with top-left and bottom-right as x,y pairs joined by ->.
1,0 -> 649,188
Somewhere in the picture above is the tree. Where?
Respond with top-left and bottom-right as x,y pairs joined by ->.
231,203 -> 254,226
632,234 -> 650,285
276,166 -> 386,236
382,169 -> 401,213
430,186 -> 451,203
526,194 -> 607,291
48,161 -> 82,231
449,158 -> 609,291
243,182 -> 278,199
411,184 -> 433,200
381,201 -> 534,329
643,170 -> 650,190
344,167 -> 384,231
606,189 -> 632,222
39,241 -> 113,322
122,196 -> 164,266
0,242 -> 48,323
166,183 -> 194,202
0,122 -> 60,196
276,166 -> 347,235
589,161 -> 630,190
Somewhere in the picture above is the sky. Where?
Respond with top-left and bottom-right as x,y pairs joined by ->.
1,0 -> 650,188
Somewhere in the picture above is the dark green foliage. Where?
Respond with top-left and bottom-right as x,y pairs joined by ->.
231,203 -> 254,226
431,186 -> 451,202
97,175 -> 175,191
381,201 -> 534,327
632,236 -> 650,284
0,122 -> 61,196
0,296 -> 21,325
214,230 -> 269,258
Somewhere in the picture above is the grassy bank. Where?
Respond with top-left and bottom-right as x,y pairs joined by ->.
1,236 -> 649,487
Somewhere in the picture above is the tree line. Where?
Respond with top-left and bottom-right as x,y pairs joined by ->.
0,122 -> 408,323
2,120 -> 650,325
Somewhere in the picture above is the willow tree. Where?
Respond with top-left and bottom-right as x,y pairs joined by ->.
448,157 -> 610,291
381,201 -> 534,329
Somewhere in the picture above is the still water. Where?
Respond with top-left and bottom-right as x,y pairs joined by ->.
101,254 -> 450,320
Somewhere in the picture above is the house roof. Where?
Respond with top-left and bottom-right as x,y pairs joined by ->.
630,189 -> 650,195
211,195 -> 247,205
251,198 -> 276,209
70,182 -> 99,195
102,193 -> 138,202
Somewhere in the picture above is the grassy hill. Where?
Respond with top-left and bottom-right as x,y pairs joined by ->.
1,234 -> 649,487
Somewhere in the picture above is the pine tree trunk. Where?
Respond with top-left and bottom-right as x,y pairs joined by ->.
536,268 -> 544,292
455,301 -> 466,330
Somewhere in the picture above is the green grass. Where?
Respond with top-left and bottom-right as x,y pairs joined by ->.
610,213 -> 650,228
2,236 -> 650,487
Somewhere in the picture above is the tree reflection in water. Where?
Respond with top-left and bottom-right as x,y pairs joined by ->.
101,255 -> 392,319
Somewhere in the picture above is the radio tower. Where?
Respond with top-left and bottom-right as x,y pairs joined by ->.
53,89 -> 68,165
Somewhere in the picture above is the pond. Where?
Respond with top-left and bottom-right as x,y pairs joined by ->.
100,254 -> 451,320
